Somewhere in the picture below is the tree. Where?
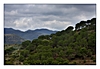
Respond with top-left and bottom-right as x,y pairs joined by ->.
27,53 -> 41,64
23,60 -> 30,65
55,31 -> 62,36
38,35 -> 50,40
58,40 -> 64,46
56,57 -> 64,64
87,20 -> 91,25
59,50 -> 65,58
42,60 -> 48,65
41,39 -> 49,46
38,35 -> 45,39
65,26 -> 74,32
90,18 -> 96,30
91,18 -> 96,25
52,60 -> 59,64
19,55 -> 24,62
79,21 -> 86,28
63,59 -> 69,64
75,23 -> 80,30
22,40 -> 31,48
20,50 -> 29,57
79,47 -> 87,59
88,32 -> 96,54
66,46 -> 75,60
45,35 -> 50,40
5,47 -> 15,54
47,57 -> 54,64
41,55 -> 45,60
51,35 -> 59,48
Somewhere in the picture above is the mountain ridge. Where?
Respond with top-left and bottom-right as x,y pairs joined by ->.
4,28 -> 57,41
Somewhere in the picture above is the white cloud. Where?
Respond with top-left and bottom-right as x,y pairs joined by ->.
5,10 -> 18,15
74,14 -> 87,20
13,17 -> 32,31
43,20 -> 71,30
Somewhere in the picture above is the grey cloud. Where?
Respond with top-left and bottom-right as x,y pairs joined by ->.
4,4 -> 96,31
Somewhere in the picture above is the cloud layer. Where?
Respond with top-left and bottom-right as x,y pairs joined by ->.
4,4 -> 96,31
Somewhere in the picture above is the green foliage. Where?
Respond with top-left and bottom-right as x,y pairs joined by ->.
22,40 -> 31,48
5,60 -> 14,65
56,57 -> 64,62
5,47 -> 15,54
23,60 -> 30,65
91,56 -> 96,62
65,26 -> 74,33
93,59 -> 96,62
5,18 -> 96,65
41,55 -> 46,60
63,59 -> 69,64
72,61 -> 77,65
52,60 -> 59,64
19,55 -> 24,62
47,57 -> 54,64
59,50 -> 65,58
83,60 -> 86,63
38,35 -> 50,40
20,50 -> 29,57
41,39 -> 49,46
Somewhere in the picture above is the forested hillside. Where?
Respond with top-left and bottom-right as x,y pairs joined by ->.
4,18 -> 96,65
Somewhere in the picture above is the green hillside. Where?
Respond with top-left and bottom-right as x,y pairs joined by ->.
4,18 -> 96,65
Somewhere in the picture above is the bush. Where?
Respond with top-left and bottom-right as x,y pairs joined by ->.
93,59 -> 96,62
19,55 -> 24,62
5,61 -> 13,65
23,60 -> 30,65
5,47 -> 15,54
63,59 -> 69,64
22,40 -> 31,48
91,56 -> 96,62
47,57 -> 54,64
56,57 -> 64,62
72,61 -> 77,65
83,60 -> 86,63
20,50 -> 29,57
52,60 -> 58,65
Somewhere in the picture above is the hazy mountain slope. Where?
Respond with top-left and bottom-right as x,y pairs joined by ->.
4,28 -> 57,40
4,34 -> 25,44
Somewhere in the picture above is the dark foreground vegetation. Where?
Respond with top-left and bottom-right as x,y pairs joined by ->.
4,18 -> 96,65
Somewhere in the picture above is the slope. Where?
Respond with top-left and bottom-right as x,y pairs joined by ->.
4,28 -> 57,40
4,34 -> 25,44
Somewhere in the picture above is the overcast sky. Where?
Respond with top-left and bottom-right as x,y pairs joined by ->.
4,4 -> 96,31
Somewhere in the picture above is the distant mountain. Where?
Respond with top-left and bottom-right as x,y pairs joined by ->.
4,28 -> 57,41
4,34 -> 25,44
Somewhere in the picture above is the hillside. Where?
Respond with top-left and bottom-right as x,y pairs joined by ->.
4,18 -> 96,65
4,34 -> 25,44
4,28 -> 57,41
